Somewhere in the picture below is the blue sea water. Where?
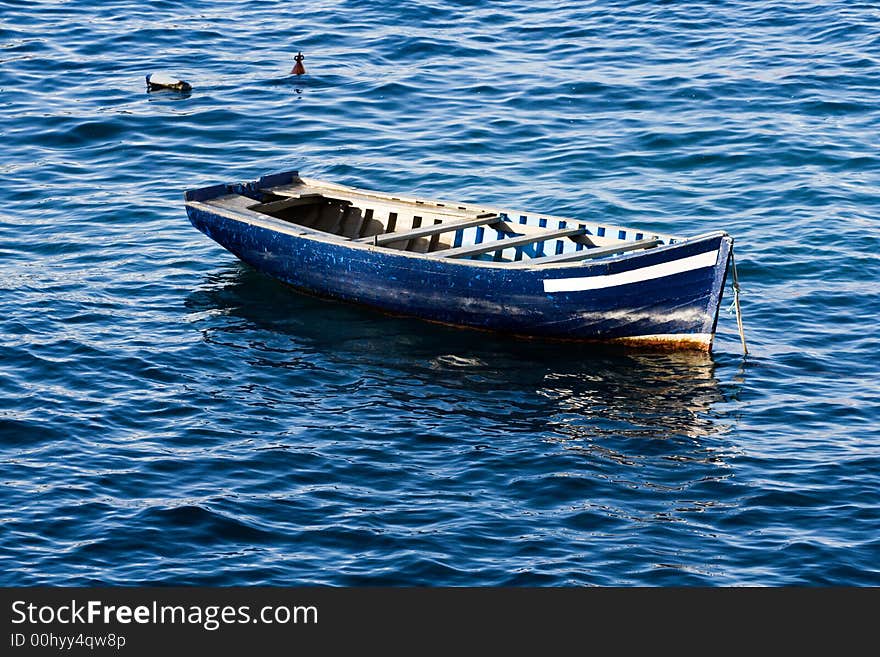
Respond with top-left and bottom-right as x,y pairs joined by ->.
1,0 -> 879,586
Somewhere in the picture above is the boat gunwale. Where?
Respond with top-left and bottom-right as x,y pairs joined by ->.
187,195 -> 728,275
184,172 -> 729,271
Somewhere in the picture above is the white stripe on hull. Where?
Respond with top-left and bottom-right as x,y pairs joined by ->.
543,249 -> 719,293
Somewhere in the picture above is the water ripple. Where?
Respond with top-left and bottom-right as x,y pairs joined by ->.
1,0 -> 879,586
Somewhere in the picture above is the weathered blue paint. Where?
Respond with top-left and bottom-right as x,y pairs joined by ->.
184,173 -> 733,350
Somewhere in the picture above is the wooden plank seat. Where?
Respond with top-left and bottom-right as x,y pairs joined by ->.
187,194 -> 333,238
248,195 -> 349,214
200,194 -> 269,215
266,185 -> 481,218
355,213 -> 502,245
510,237 -> 663,267
431,226 -> 588,260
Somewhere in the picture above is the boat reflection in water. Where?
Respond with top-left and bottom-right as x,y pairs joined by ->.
539,351 -> 729,453
187,263 -> 736,454
186,265 -> 744,581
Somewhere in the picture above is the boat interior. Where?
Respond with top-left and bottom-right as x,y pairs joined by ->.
193,177 -> 677,266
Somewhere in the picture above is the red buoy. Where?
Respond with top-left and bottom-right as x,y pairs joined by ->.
291,52 -> 306,76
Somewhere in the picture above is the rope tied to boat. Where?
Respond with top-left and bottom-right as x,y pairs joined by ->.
729,240 -> 748,356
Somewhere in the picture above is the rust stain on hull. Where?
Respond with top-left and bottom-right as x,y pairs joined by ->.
608,334 -> 712,352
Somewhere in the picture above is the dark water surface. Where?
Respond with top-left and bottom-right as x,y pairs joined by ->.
1,0 -> 879,585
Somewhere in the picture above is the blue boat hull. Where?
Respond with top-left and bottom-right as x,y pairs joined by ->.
185,178 -> 732,350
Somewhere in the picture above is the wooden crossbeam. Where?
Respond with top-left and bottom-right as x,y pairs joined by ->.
261,191 -> 326,200
248,196 -> 346,214
510,238 -> 663,267
356,213 -> 502,245
267,184 -> 479,217
432,226 -> 588,259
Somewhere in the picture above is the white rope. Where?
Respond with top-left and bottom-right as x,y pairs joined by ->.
729,241 -> 748,356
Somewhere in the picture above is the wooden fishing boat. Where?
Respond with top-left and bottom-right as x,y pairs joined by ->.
184,170 -> 745,351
